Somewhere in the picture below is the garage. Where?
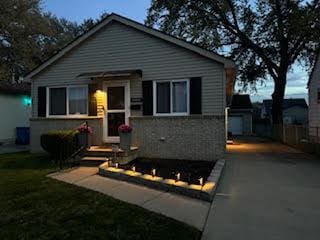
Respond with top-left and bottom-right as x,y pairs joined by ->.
228,116 -> 243,135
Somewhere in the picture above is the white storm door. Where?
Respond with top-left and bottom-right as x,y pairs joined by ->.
104,81 -> 130,142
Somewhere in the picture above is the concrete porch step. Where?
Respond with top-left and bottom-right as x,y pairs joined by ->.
85,146 -> 139,157
80,156 -> 109,167
83,146 -> 139,164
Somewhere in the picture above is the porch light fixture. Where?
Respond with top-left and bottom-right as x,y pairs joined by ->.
22,96 -> 32,106
151,168 -> 156,178
132,166 -> 136,172
115,163 -> 119,169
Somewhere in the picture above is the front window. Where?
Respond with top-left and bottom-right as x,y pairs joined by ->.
154,80 -> 189,115
156,82 -> 170,113
49,88 -> 66,115
68,87 -> 88,115
48,86 -> 88,116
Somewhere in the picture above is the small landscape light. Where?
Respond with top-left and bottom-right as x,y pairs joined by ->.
151,168 -> 156,177
199,177 -> 204,186
175,173 -> 181,182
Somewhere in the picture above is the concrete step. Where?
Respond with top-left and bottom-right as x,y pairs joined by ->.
80,156 -> 109,167
83,146 -> 139,164
85,146 -> 139,157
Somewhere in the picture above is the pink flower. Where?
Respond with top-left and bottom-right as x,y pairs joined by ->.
118,124 -> 132,133
77,124 -> 93,134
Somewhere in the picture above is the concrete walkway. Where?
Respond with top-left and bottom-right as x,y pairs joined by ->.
202,137 -> 320,240
48,167 -> 210,230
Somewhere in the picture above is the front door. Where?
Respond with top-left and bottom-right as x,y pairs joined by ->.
104,81 -> 130,142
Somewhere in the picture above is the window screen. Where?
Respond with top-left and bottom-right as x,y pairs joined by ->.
49,88 -> 66,115
69,87 -> 88,114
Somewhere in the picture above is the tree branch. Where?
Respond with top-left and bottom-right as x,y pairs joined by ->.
208,2 -> 279,79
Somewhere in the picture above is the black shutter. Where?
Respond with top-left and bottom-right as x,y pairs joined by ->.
88,84 -> 98,116
190,77 -> 202,114
142,81 -> 153,115
38,87 -> 46,117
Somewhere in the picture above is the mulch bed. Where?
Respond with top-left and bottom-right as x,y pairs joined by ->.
120,158 -> 215,185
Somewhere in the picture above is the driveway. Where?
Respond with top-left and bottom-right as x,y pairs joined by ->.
202,136 -> 320,240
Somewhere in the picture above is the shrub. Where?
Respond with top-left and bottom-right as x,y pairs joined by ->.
41,130 -> 79,159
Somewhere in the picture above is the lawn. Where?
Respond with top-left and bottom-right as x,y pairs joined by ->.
0,152 -> 201,240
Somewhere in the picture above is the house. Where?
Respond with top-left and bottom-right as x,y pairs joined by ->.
261,98 -> 308,124
308,51 -> 320,140
25,13 -> 236,161
227,94 -> 253,135
0,81 -> 31,144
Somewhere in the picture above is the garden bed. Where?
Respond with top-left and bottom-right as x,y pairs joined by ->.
120,158 -> 215,185
99,158 -> 225,202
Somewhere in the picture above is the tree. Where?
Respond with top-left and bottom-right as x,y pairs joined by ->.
146,0 -> 320,124
0,0 -> 82,81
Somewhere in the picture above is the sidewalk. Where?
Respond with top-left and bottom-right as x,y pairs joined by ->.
48,167 -> 211,230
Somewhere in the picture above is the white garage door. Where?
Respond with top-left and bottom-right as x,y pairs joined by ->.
228,116 -> 243,135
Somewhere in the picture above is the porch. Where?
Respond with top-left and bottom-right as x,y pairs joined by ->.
81,145 -> 139,166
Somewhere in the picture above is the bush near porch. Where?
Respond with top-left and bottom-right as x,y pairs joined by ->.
40,130 -> 79,158
0,152 -> 200,240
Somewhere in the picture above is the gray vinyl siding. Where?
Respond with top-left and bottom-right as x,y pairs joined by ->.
31,21 -> 225,117
309,55 -> 320,136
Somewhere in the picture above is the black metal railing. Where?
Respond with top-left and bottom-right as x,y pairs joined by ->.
57,121 -> 88,169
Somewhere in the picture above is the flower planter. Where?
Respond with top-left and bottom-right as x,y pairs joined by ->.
118,124 -> 133,152
78,132 -> 91,149
77,122 -> 93,149
119,131 -> 131,151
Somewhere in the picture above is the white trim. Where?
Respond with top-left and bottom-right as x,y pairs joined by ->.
46,85 -> 88,118
25,13 -> 235,80
153,79 -> 190,116
103,80 -> 130,143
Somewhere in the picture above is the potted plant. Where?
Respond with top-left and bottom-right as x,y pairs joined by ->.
118,124 -> 132,151
77,123 -> 92,148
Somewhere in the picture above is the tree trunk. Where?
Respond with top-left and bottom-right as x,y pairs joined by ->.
271,73 -> 286,140
271,80 -> 286,125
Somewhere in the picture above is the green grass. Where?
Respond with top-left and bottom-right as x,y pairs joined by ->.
0,152 -> 200,240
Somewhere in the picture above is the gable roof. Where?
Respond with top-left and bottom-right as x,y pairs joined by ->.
230,94 -> 252,109
25,13 -> 235,80
262,98 -> 308,116
0,81 -> 31,95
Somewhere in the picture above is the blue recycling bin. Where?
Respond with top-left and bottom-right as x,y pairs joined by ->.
16,127 -> 30,145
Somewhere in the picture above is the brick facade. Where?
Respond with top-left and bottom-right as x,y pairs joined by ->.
130,116 -> 225,161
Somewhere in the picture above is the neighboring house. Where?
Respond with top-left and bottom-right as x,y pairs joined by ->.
252,102 -> 263,122
25,13 -> 236,161
261,98 -> 308,124
227,94 -> 253,135
308,51 -> 320,140
0,81 -> 31,144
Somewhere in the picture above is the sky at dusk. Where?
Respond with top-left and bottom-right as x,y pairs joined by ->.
42,0 -> 309,103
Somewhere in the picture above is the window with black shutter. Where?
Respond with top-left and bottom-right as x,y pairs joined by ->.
190,77 -> 202,114
142,81 -> 153,115
38,87 -> 46,117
